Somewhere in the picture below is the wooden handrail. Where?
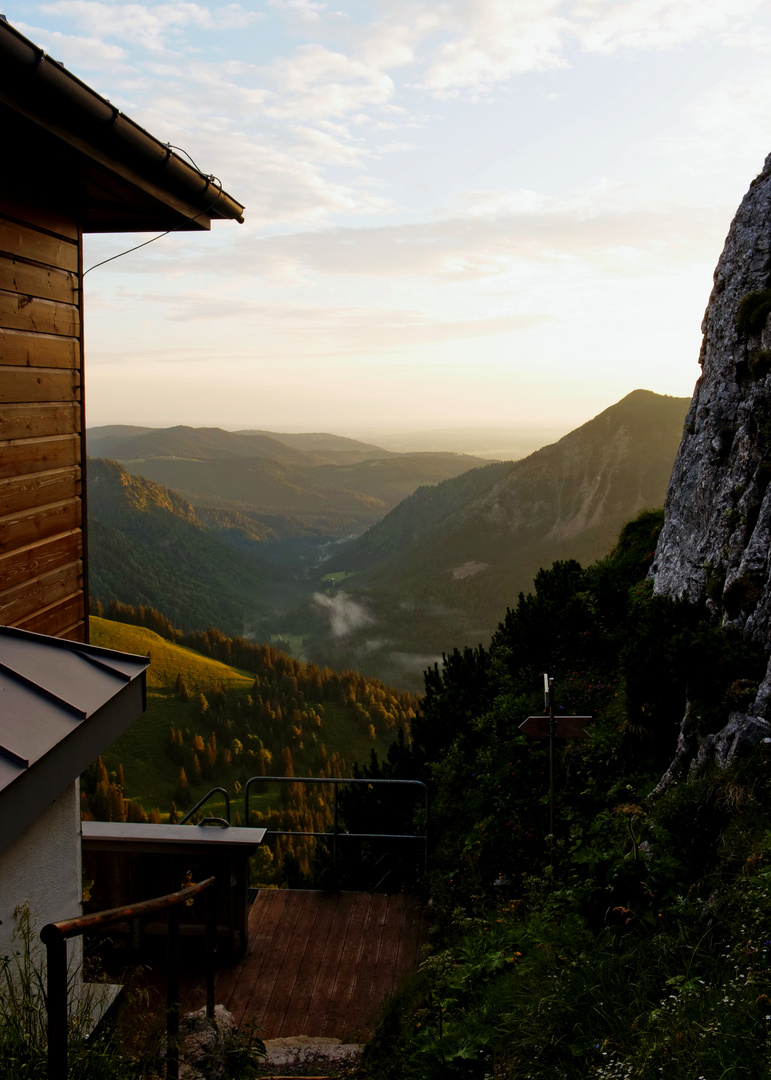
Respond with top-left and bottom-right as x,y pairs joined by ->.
41,875 -> 216,1080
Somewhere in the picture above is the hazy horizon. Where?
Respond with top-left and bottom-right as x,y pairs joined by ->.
86,415 -> 570,460
86,384 -> 691,461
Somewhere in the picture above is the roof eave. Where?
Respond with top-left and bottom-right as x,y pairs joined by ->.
0,18 -> 245,232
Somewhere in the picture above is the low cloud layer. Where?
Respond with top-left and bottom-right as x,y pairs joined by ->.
313,592 -> 374,638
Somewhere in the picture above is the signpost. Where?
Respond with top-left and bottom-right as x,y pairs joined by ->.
519,674 -> 591,870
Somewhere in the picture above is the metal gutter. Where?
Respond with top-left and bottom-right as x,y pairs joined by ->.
0,18 -> 245,225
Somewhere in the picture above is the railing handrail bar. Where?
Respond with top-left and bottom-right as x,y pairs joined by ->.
41,876 -> 216,1080
40,875 -> 215,943
246,775 -> 427,788
261,829 -> 425,841
243,774 -> 428,882
179,786 -> 231,825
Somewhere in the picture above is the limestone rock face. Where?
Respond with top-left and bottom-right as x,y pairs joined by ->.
652,150 -> 771,735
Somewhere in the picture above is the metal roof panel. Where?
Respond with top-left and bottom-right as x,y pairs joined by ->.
0,625 -> 150,851
0,636 -> 141,717
0,676 -> 73,765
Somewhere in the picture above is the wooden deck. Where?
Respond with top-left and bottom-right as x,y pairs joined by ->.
214,890 -> 427,1040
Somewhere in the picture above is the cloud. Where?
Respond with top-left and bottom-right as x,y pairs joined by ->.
420,0 -> 569,91
233,197 -> 725,282
259,43 -> 396,118
651,67 -> 771,208
571,0 -> 768,54
14,23 -> 129,70
40,1 -> 261,52
313,592 -> 374,637
403,0 -> 771,95
122,290 -> 546,352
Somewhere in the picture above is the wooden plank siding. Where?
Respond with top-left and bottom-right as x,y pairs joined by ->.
0,201 -> 86,642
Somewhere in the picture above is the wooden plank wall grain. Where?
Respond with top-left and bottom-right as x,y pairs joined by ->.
0,196 -> 86,641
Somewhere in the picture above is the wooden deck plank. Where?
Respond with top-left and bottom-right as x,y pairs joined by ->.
216,890 -> 426,1041
345,892 -> 392,1035
278,892 -> 341,1037
221,890 -> 293,1026
260,891 -> 328,1037
238,890 -> 309,1031
321,893 -> 375,1040
299,892 -> 358,1037
394,895 -> 425,981
214,892 -> 272,1013
367,895 -> 409,1005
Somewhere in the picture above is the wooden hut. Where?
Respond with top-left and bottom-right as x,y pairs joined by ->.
0,16 -> 244,642
0,15 -> 245,969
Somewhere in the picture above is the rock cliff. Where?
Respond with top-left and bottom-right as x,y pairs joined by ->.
651,152 -> 771,764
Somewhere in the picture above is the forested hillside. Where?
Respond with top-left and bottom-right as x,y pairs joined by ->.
87,458 -> 304,637
353,510 -> 771,1079
87,612 -> 418,886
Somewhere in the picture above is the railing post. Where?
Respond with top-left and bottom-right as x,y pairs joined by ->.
333,780 -> 339,883
205,887 -> 216,1018
243,776 -> 255,827
43,932 -> 68,1080
166,904 -> 180,1080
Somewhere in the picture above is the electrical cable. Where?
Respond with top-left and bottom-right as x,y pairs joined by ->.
83,172 -> 224,276
165,144 -> 204,173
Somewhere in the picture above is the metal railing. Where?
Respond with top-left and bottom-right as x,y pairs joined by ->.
40,876 -> 216,1080
179,785 -> 231,826
243,775 -> 428,878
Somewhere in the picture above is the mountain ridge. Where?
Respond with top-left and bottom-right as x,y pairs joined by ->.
86,424 -> 494,531
306,390 -> 689,686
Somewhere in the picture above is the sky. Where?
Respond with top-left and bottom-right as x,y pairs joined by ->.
13,0 -> 771,448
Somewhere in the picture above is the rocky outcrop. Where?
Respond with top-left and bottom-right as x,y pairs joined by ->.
652,151 -> 771,757
166,1005 -> 247,1080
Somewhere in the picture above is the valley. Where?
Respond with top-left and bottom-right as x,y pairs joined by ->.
87,390 -> 689,690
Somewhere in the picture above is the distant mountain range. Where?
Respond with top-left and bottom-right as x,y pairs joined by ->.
86,425 -> 491,537
86,391 -> 689,689
302,390 -> 690,686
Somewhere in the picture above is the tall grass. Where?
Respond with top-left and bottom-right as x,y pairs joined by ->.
0,906 -> 136,1079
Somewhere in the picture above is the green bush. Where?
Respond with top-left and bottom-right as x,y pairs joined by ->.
736,287 -> 771,336
749,347 -> 771,379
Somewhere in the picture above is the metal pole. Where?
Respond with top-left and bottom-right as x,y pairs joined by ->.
166,904 -> 180,1080
45,935 -> 68,1080
423,786 -> 429,881
333,780 -> 339,884
545,673 -> 555,873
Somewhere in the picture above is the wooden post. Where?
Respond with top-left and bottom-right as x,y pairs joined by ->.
205,887 -> 216,1019
166,905 -> 180,1080
44,934 -> 68,1080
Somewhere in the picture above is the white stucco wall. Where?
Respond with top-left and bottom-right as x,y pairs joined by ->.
0,781 -> 82,962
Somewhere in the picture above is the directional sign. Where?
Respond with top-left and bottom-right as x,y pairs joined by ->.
519,715 -> 592,740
